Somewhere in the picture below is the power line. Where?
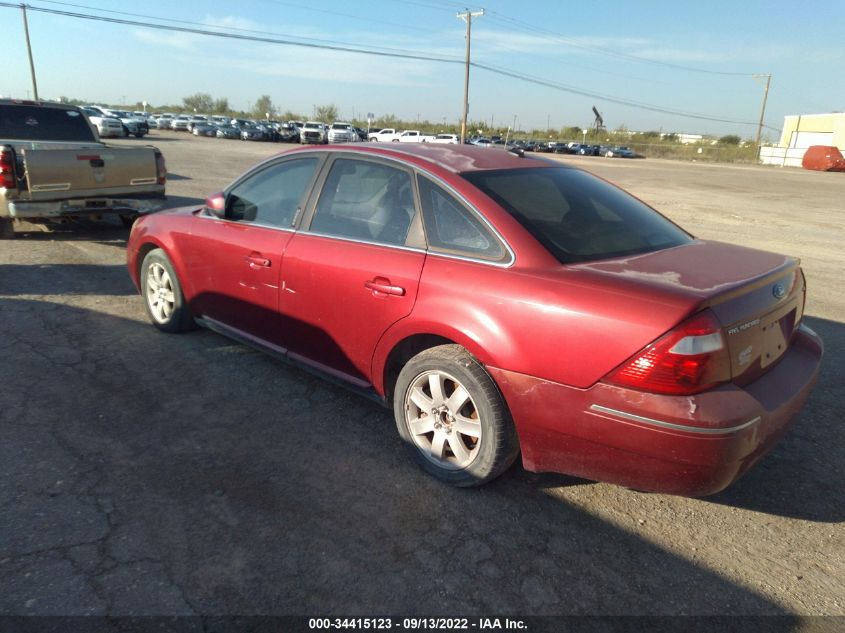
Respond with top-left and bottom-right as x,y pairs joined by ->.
7,2 -> 777,130
482,9 -> 759,77
31,0 -> 455,57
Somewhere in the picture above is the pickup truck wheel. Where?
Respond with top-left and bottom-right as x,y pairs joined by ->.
0,218 -> 14,239
140,249 -> 196,333
393,345 -> 520,487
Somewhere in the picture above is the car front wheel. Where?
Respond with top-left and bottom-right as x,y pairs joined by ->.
393,345 -> 519,487
140,249 -> 196,333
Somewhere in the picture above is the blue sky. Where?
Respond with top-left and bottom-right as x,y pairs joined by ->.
3,0 -> 844,139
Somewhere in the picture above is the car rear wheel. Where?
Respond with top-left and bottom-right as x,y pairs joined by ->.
140,249 -> 196,333
393,345 -> 519,487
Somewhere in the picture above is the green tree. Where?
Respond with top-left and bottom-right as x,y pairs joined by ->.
376,113 -> 398,127
254,95 -> 275,119
719,134 -> 741,145
182,92 -> 214,113
315,103 -> 339,122
280,109 -> 305,122
561,126 -> 583,139
212,98 -> 230,114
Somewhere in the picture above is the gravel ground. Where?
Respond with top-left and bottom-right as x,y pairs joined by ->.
0,131 -> 842,618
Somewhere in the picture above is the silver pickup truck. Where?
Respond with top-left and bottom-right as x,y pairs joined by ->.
0,99 -> 166,238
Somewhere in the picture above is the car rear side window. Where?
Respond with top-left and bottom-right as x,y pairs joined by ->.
309,159 -> 416,247
226,158 -> 318,228
0,105 -> 96,142
417,176 -> 506,261
463,167 -> 691,263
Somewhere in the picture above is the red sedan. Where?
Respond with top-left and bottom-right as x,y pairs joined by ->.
126,144 -> 823,495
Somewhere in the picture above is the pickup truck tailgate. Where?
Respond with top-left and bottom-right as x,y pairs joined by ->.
21,147 -> 159,198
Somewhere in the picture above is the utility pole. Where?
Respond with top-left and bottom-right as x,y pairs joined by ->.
21,4 -> 39,100
457,8 -> 484,144
754,73 -> 772,148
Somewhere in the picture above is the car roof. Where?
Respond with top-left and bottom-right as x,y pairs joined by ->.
316,143 -> 560,173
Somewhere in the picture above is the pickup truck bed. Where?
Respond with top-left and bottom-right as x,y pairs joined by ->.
0,100 -> 166,238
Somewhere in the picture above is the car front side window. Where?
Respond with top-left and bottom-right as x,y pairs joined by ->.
225,158 -> 318,228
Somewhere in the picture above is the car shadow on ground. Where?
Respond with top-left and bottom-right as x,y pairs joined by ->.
12,220 -> 129,246
0,290 -> 823,618
702,315 -> 844,523
0,264 -> 136,295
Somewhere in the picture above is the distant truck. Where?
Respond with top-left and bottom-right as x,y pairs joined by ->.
0,99 -> 167,238
367,128 -> 435,143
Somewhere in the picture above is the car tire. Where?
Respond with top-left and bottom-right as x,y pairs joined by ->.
393,344 -> 519,487
140,249 -> 196,333
0,217 -> 15,239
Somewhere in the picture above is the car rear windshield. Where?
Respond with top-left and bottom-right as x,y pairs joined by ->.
463,166 -> 692,263
0,105 -> 97,142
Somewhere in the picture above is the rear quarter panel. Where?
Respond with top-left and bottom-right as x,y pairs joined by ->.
372,255 -> 697,393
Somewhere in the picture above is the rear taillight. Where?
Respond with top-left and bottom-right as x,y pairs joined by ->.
605,310 -> 730,395
154,151 -> 167,185
0,148 -> 16,189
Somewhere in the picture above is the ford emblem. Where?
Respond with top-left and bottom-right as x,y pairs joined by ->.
772,283 -> 787,299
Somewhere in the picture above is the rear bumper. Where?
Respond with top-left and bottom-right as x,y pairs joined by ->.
7,194 -> 166,218
488,325 -> 823,496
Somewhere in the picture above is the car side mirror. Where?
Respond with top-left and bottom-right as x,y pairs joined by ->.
205,191 -> 225,218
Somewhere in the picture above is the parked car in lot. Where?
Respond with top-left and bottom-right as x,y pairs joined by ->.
605,146 -> 643,158
277,123 -> 300,143
300,121 -> 328,144
126,143 -> 822,494
241,125 -> 268,141
171,116 -> 192,132
368,128 -> 399,142
1,99 -> 166,237
103,109 -> 149,138
81,107 -> 124,138
469,137 -> 492,147
156,113 -> 175,129
327,122 -> 360,143
431,134 -> 459,144
192,123 -> 219,137
215,124 -> 241,139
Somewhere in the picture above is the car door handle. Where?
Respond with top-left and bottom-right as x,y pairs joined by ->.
245,253 -> 271,268
365,278 -> 405,296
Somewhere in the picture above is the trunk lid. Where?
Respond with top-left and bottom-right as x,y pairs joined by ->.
573,240 -> 804,383
20,146 -> 159,198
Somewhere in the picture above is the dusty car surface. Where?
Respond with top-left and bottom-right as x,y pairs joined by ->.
1,99 -> 167,237
126,144 -> 822,494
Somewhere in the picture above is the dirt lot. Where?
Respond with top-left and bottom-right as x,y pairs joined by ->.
1,131 -> 843,618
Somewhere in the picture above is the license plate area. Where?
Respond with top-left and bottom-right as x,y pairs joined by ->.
759,308 -> 796,368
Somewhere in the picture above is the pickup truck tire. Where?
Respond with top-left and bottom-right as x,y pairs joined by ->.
140,249 -> 196,333
0,217 -> 14,239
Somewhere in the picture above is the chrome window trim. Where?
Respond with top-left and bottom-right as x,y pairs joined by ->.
195,210 -> 296,234
588,404 -> 761,435
303,230 -> 428,255
416,172 -> 516,269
